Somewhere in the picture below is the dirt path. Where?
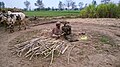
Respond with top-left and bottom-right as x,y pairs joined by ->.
0,18 -> 120,67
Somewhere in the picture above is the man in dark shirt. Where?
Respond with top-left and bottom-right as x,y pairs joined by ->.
62,22 -> 71,40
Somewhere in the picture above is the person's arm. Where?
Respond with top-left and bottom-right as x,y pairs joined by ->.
51,28 -> 54,36
61,26 -> 65,35
51,28 -> 57,36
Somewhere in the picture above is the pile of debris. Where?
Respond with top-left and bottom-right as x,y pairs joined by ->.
13,36 -> 70,64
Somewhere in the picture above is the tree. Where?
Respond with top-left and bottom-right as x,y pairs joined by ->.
66,0 -> 72,9
47,7 -> 51,10
84,3 -> 88,8
2,2 -> 5,8
101,0 -> 111,4
58,1 -> 63,10
78,2 -> 84,10
0,2 -> 5,8
62,3 -> 66,10
24,0 -> 30,11
35,0 -> 44,9
92,0 -> 97,5
118,0 -> 120,4
52,7 -> 55,11
71,1 -> 76,10
0,2 -> 2,8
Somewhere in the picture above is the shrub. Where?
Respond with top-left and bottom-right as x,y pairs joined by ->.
100,36 -> 110,44
80,4 -> 96,18
107,3 -> 118,18
96,4 -> 108,18
80,3 -> 120,18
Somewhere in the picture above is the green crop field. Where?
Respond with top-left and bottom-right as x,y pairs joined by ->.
24,10 -> 80,17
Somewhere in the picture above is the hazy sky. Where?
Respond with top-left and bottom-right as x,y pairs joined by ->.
0,0 -> 119,9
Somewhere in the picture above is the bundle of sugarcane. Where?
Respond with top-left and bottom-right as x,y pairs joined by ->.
13,36 -> 70,64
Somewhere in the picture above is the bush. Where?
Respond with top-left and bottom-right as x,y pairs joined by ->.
96,4 -> 109,18
80,4 -> 97,18
80,3 -> 120,18
80,9 -> 87,18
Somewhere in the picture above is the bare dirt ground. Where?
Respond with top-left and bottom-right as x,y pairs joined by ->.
0,18 -> 120,67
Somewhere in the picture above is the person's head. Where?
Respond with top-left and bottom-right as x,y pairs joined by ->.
56,21 -> 61,28
64,21 -> 69,26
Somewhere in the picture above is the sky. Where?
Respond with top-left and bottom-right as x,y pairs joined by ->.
0,0 -> 119,9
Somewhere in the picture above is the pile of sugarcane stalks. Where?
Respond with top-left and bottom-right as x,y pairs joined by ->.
13,36 -> 70,64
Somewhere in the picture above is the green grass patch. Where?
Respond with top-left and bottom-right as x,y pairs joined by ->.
100,36 -> 110,44
24,10 -> 80,17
